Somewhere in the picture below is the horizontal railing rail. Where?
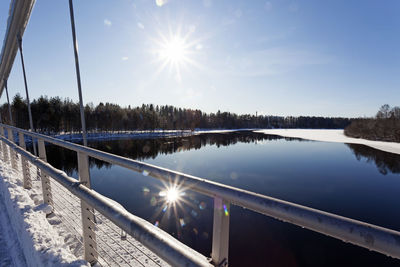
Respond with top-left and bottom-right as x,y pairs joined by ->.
1,123 -> 400,266
0,132 -> 212,267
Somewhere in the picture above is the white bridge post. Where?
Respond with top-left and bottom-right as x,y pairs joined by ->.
19,132 -> 31,189
0,126 -> 3,160
38,139 -> 53,208
212,196 -> 230,267
1,126 -> 9,163
78,152 -> 98,264
7,128 -> 17,170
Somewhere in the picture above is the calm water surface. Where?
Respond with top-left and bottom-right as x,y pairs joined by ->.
43,132 -> 400,267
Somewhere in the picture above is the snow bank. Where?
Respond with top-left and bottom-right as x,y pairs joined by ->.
193,128 -> 255,134
255,129 -> 400,155
0,159 -> 89,267
56,130 -> 192,142
55,129 -> 256,142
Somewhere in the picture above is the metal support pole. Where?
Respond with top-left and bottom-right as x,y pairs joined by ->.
19,132 -> 31,189
38,139 -> 53,209
78,151 -> 98,264
17,34 -> 37,156
212,197 -> 230,267
4,79 -> 13,125
68,0 -> 88,147
1,127 -> 9,163
7,128 -> 17,170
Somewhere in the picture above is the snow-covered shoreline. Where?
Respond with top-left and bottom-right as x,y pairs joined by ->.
55,130 -> 192,142
55,128 -> 254,142
255,129 -> 400,155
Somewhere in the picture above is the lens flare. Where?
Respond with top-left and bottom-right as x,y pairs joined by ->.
223,204 -> 229,216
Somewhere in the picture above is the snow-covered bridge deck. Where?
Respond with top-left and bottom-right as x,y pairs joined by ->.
0,167 -> 27,267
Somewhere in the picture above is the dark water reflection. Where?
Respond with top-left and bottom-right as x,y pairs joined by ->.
42,132 -> 400,267
347,143 -> 400,174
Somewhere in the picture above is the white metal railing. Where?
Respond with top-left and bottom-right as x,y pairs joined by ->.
1,123 -> 400,266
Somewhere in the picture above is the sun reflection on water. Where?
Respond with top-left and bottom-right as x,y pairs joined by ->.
159,186 -> 181,203
145,181 -> 211,243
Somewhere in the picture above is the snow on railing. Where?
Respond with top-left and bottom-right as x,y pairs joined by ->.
1,123 -> 400,267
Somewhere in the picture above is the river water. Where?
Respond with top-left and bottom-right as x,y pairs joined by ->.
43,131 -> 400,266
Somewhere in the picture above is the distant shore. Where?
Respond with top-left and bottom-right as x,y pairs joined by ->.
255,129 -> 400,155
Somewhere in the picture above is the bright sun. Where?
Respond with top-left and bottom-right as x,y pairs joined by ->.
152,29 -> 200,82
160,36 -> 186,64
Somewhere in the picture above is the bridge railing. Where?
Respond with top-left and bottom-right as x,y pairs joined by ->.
1,123 -> 400,266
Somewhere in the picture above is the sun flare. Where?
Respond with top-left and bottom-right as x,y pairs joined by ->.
151,28 -> 201,81
159,186 -> 181,204
160,36 -> 186,64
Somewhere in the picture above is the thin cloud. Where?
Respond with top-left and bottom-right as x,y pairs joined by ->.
104,19 -> 112,27
121,57 -> 129,61
137,22 -> 145,29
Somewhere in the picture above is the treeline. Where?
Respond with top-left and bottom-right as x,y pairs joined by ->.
0,94 -> 351,133
345,104 -> 400,142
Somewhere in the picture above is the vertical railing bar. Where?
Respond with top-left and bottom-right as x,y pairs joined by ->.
0,125 -> 4,161
38,139 -> 53,210
0,126 -> 8,163
211,196 -> 230,267
7,128 -> 17,170
19,131 -> 31,189
78,151 -> 98,264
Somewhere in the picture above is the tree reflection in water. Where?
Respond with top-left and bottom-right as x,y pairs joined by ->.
42,133 -> 400,177
347,143 -> 400,175
44,132 -> 303,176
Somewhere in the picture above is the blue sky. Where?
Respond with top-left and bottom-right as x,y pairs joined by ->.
0,0 -> 399,117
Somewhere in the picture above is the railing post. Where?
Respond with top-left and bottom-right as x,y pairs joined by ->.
212,196 -> 230,267
1,126 -> 9,163
0,126 -> 3,160
19,132 -> 31,189
78,152 -> 98,264
38,139 -> 53,208
7,128 -> 17,170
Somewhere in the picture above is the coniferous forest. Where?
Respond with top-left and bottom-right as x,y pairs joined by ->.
0,94 -> 351,133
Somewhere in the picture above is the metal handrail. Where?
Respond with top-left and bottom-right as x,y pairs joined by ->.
0,134 -> 212,267
2,123 -> 400,264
